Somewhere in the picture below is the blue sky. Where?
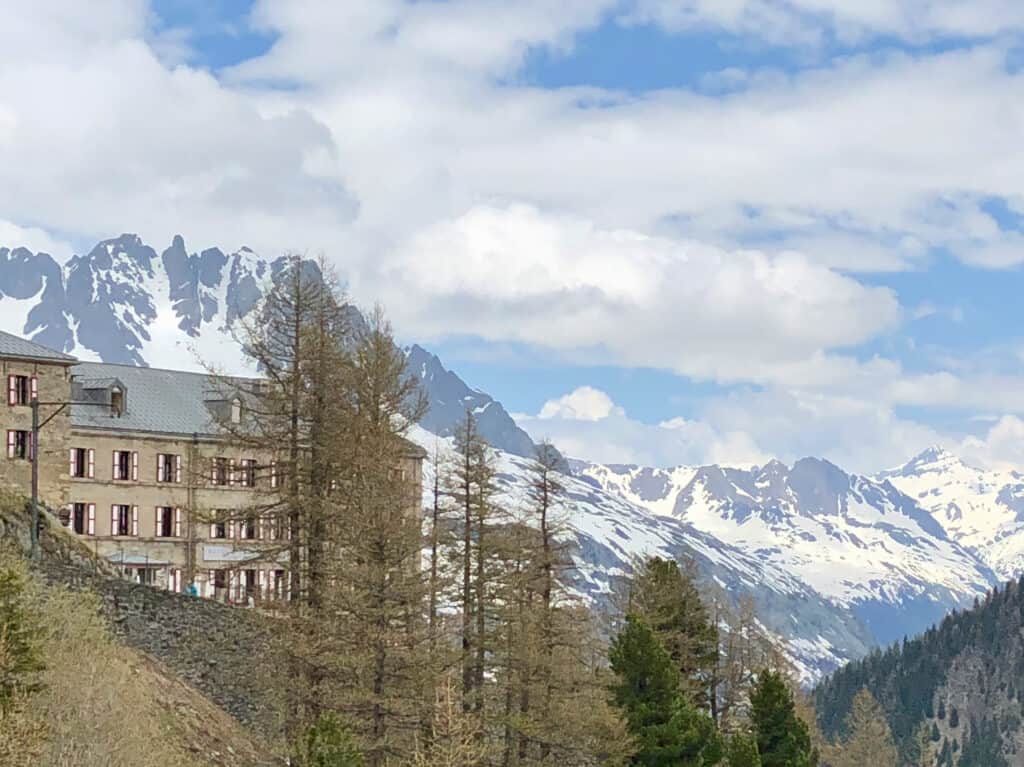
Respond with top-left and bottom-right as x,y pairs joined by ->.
4,1 -> 1024,472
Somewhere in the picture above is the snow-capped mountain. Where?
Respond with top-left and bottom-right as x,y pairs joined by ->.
412,425 -> 874,681
576,457 -> 997,646
0,234 -> 551,463
1,232 -> 1009,680
881,447 -> 1024,581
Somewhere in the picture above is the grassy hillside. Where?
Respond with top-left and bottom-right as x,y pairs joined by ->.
0,549 -> 281,766
814,577 -> 1024,766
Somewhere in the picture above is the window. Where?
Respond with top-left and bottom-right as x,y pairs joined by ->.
71,502 -> 95,535
156,453 -> 181,483
155,506 -> 180,538
110,387 -> 124,416
212,457 -> 229,486
126,567 -> 156,585
272,569 -> 286,600
6,374 -> 35,406
69,447 -> 94,478
210,511 -> 229,539
111,504 -> 137,536
244,569 -> 258,597
230,398 -> 241,424
239,514 -> 259,540
6,430 -> 31,460
112,450 -> 137,481
239,459 -> 256,487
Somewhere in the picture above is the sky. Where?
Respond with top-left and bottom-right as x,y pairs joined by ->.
3,1 -> 1024,474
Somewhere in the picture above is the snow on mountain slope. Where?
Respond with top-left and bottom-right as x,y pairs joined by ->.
414,426 -> 874,681
576,457 -> 996,647
881,447 -> 1024,581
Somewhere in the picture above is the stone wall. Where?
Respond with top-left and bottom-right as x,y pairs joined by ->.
0,491 -> 283,735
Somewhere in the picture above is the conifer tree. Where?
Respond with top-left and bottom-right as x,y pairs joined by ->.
749,670 -> 816,767
828,688 -> 897,767
725,733 -> 761,767
628,557 -> 718,711
609,616 -> 721,766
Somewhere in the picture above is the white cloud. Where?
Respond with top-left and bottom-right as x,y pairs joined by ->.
626,0 -> 1024,45
960,416 -> 1024,471
537,386 -> 623,421
4,2 -> 1024,469
360,204 -> 901,386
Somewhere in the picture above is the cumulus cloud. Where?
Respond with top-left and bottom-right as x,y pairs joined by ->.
960,416 -> 1024,471
4,2 -> 1024,469
360,204 -> 901,385
537,386 -> 623,421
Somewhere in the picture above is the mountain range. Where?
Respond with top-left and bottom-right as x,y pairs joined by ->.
0,233 -> 1018,681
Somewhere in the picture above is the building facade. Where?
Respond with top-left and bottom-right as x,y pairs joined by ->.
0,331 -> 425,603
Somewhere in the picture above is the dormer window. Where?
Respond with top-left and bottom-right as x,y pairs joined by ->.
110,386 -> 124,417
231,398 -> 241,424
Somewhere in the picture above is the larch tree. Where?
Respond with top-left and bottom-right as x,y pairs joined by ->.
827,688 -> 898,767
317,308 -> 431,766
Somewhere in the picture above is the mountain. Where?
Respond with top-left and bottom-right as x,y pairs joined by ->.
576,458 -> 997,646
0,234 -> 546,461
881,447 -> 1024,581
411,425 -> 874,682
406,344 -> 566,467
814,577 -> 1024,766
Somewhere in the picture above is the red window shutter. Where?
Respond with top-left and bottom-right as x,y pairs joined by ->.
131,452 -> 139,481
131,506 -> 139,536
175,454 -> 182,483
87,448 -> 95,478
29,376 -> 37,401
69,448 -> 76,476
174,507 -> 182,538
87,503 -> 95,535
7,375 -> 15,406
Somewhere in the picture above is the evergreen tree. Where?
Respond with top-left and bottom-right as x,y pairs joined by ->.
628,557 -> 718,711
609,616 -> 721,766
725,733 -> 761,767
750,670 -> 816,767
299,713 -> 364,767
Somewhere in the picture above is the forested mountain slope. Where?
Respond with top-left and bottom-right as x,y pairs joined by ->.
814,576 -> 1024,766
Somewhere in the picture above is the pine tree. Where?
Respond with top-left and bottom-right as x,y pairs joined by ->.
725,733 -> 761,767
609,616 -> 721,766
299,714 -> 364,767
749,670 -> 816,767
628,557 -> 718,711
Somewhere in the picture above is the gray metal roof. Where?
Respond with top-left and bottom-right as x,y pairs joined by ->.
70,362 -> 249,437
0,329 -> 76,363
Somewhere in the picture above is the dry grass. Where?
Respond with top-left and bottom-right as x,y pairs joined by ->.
0,552 -> 282,767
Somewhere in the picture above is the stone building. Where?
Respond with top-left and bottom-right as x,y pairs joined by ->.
0,330 -> 425,602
